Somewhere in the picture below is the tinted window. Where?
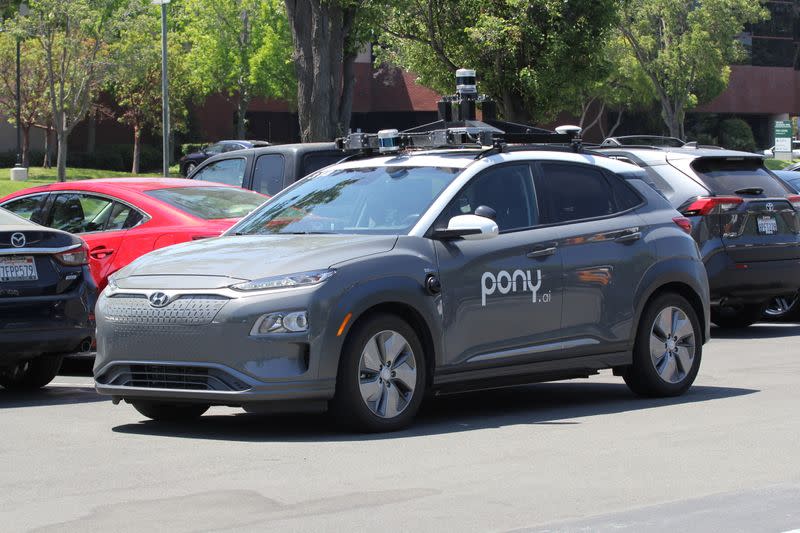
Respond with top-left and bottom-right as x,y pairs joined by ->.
2,195 -> 47,223
192,158 -> 247,187
645,163 -> 708,206
535,163 -> 615,224
233,166 -> 459,235
606,173 -> 643,210
204,143 -> 224,155
439,164 -> 537,232
49,193 -> 115,233
145,187 -> 265,220
301,152 -> 344,177
691,158 -> 791,196
786,178 -> 800,193
106,202 -> 145,231
252,154 -> 285,195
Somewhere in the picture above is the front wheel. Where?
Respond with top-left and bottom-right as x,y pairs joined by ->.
131,401 -> 209,421
624,293 -> 702,397
0,355 -> 63,391
330,313 -> 427,432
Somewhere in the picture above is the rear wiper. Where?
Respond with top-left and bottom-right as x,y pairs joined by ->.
734,187 -> 764,195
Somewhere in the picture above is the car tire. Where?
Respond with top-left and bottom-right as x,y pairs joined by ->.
183,162 -> 196,177
711,303 -> 764,329
0,355 -> 63,391
762,292 -> 800,322
131,401 -> 210,421
624,293 -> 702,397
330,313 -> 427,433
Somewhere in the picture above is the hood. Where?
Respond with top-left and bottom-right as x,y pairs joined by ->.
115,234 -> 398,289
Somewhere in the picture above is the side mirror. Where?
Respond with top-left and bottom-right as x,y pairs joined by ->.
433,214 -> 499,240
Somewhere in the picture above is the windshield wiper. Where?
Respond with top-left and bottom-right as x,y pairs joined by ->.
285,231 -> 334,235
734,187 -> 764,195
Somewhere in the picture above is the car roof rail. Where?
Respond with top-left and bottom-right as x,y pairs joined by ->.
335,69 -> 585,157
600,135 -> 724,151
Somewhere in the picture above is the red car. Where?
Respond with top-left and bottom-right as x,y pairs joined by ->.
0,179 -> 266,290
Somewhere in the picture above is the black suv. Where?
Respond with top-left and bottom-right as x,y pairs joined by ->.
597,140 -> 800,328
187,143 -> 345,195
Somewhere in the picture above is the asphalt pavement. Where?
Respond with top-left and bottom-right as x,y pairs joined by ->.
1,323 -> 799,532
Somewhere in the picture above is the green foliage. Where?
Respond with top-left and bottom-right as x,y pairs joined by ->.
377,0 -> 619,123
618,0 -> 769,137
719,118 -> 756,152
181,143 -> 207,156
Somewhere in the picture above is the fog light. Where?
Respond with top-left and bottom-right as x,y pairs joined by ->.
251,311 -> 308,335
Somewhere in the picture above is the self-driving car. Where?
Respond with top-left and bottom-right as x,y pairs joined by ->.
94,133 -> 711,431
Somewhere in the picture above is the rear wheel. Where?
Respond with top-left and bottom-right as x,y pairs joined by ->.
711,303 -> 763,329
131,401 -> 209,421
763,293 -> 799,321
624,293 -> 702,397
331,313 -> 426,432
0,355 -> 63,391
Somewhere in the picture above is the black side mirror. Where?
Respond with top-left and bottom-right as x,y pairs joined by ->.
474,205 -> 496,220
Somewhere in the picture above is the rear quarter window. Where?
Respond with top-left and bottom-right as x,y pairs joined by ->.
301,152 -> 344,178
690,158 -> 790,197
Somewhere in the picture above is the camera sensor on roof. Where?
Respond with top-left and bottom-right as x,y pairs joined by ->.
456,68 -> 477,96
377,129 -> 401,153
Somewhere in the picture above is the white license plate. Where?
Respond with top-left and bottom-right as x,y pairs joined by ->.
757,215 -> 778,235
0,256 -> 38,282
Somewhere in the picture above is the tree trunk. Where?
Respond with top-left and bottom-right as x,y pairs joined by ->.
21,125 -> 30,168
236,94 -> 249,139
42,124 -> 52,169
132,124 -> 141,174
87,111 -> 96,153
56,131 -> 67,182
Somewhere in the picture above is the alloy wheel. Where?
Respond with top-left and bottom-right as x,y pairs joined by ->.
764,294 -> 798,318
358,330 -> 417,419
649,306 -> 696,384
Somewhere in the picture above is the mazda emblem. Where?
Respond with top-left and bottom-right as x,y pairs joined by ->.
10,232 -> 26,248
148,292 -> 171,308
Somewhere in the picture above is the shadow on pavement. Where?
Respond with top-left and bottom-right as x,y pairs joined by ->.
0,384 -> 107,409
711,323 -> 800,340
111,382 -> 758,443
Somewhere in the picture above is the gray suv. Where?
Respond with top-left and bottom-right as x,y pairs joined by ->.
597,140 -> 800,328
94,147 -> 710,432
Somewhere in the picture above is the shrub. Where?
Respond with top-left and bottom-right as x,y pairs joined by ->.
719,118 -> 757,153
181,143 -> 207,156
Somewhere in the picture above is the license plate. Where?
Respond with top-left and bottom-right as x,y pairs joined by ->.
757,215 -> 778,235
0,256 -> 38,282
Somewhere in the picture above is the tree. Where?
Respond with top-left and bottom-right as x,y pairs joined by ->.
180,0 -> 294,139
109,0 -> 192,173
377,0 -> 619,124
284,0 -> 377,141
0,30 -> 50,166
22,0 -> 133,181
618,0 -> 768,138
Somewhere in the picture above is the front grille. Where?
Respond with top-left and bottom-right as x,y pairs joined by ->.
104,294 -> 229,326
96,363 -> 250,392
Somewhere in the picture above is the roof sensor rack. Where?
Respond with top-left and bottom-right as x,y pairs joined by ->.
336,70 -> 583,155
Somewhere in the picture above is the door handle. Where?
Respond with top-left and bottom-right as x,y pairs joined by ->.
614,230 -> 641,243
90,248 -> 115,259
527,246 -> 557,259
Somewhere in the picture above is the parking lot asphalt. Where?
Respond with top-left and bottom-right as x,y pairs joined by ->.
1,323 -> 799,532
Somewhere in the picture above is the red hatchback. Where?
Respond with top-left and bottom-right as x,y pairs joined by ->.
0,179 -> 266,290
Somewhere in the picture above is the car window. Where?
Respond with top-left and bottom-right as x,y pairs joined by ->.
49,193 -> 115,233
204,143 -> 224,155
301,152 -> 344,178
439,164 -> 537,232
222,143 -> 244,153
192,158 -> 247,187
105,202 -> 145,231
606,172 -> 643,210
252,154 -> 285,195
690,158 -> 790,196
535,163 -> 616,224
2,194 -> 47,223
144,186 -> 265,220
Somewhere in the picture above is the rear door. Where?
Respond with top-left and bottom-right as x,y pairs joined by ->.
674,157 -> 800,262
534,161 -> 652,354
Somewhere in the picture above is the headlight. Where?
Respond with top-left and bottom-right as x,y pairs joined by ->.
231,269 -> 335,292
251,311 -> 308,335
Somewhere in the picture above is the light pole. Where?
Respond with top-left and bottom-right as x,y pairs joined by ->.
10,3 -> 30,182
153,0 -> 170,177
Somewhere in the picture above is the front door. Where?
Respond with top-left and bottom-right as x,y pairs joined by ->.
433,163 -> 564,371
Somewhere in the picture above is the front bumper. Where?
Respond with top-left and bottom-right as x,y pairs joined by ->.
93,285 -> 340,405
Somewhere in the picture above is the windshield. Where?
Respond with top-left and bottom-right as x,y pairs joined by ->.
231,166 -> 461,235
145,187 -> 266,220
